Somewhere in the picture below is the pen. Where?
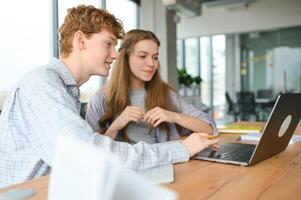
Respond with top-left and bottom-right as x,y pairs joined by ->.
207,135 -> 219,139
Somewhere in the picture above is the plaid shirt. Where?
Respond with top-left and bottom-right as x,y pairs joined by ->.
0,57 -> 189,188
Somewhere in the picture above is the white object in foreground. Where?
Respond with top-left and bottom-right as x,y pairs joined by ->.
48,134 -> 177,200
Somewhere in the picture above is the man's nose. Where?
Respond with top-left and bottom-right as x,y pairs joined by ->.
111,48 -> 118,59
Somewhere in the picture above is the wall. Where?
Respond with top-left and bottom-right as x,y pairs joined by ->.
140,0 -> 178,88
177,0 -> 301,38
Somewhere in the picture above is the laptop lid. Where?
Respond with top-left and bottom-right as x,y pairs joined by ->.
194,93 -> 301,166
249,93 -> 301,165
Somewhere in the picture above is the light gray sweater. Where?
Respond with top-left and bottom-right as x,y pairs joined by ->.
86,89 -> 217,143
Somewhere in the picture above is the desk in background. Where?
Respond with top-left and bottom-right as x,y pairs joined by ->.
1,122 -> 301,200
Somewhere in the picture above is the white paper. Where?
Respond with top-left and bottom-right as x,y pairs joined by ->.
241,133 -> 301,144
112,169 -> 176,200
135,164 -> 174,184
48,134 -> 177,200
48,134 -> 120,200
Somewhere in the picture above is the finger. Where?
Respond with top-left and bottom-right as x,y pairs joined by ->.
145,113 -> 156,125
206,138 -> 219,146
129,115 -> 140,123
150,114 -> 161,126
153,118 -> 163,127
130,112 -> 143,121
129,107 -> 144,116
144,107 -> 159,118
209,144 -> 219,151
143,110 -> 154,121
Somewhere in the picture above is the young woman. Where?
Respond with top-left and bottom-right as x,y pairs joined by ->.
86,29 -> 217,144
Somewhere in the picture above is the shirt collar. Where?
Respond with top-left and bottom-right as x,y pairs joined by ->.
48,57 -> 80,99
48,57 -> 77,86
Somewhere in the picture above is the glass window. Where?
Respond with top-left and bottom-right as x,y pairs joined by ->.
200,37 -> 211,107
106,0 -> 138,32
177,40 -> 184,69
184,38 -> 199,77
212,35 -> 226,107
0,0 -> 51,106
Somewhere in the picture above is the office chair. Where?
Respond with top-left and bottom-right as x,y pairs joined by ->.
225,92 -> 239,121
256,89 -> 274,121
236,91 -> 259,121
257,89 -> 273,99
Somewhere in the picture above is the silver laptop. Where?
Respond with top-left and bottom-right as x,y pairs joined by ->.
194,93 -> 301,166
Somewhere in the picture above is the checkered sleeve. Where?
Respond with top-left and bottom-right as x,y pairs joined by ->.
24,74 -> 189,170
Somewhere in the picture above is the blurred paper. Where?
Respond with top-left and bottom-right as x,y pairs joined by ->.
113,168 -> 176,200
48,134 -> 120,200
135,165 -> 174,184
48,134 -> 177,200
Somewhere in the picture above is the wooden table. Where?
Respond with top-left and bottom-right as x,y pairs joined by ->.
1,122 -> 301,200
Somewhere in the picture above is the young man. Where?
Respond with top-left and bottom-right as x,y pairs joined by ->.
0,5 -> 218,187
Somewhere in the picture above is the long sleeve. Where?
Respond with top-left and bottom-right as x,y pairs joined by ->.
0,59 -> 190,187
170,91 -> 218,135
23,73 -> 189,170
86,90 -> 106,133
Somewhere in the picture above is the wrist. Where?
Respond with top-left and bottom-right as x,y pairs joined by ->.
172,112 -> 181,124
105,126 -> 119,139
180,140 -> 193,157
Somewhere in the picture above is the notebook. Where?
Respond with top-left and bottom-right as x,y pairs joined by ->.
135,165 -> 174,184
217,123 -> 262,134
194,93 -> 301,166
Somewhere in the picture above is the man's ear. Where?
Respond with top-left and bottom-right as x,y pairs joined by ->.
73,31 -> 86,50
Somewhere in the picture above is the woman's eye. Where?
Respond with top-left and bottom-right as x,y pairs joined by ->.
138,55 -> 146,59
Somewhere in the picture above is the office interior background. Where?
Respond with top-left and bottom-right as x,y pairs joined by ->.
0,0 -> 300,124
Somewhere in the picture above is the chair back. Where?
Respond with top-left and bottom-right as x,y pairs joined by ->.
236,91 -> 256,120
257,89 -> 273,99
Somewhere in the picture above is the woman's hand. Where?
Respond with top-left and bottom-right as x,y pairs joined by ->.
143,107 -> 177,127
181,133 -> 219,157
110,106 -> 145,131
104,106 -> 144,139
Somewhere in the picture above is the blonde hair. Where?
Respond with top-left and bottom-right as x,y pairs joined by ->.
59,4 -> 125,58
99,29 -> 176,141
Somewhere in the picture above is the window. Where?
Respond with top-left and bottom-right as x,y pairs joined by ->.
0,1 -> 140,106
106,0 -> 138,32
0,0 -> 51,107
184,38 -> 200,77
177,40 -> 184,69
200,35 -> 226,119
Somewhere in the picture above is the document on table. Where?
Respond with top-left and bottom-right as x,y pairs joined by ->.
135,164 -> 174,184
241,133 -> 301,144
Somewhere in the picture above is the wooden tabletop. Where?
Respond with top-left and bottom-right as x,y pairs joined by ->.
1,122 -> 301,200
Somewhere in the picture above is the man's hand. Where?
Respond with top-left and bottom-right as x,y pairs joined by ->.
181,133 -> 219,157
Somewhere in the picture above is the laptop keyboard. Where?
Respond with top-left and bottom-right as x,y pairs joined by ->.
219,143 -> 256,162
195,142 -> 256,163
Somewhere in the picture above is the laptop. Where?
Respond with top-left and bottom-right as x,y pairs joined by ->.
194,93 -> 301,166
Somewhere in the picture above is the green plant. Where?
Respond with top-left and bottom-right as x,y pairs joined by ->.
178,68 -> 193,86
178,68 -> 202,86
193,76 -> 202,85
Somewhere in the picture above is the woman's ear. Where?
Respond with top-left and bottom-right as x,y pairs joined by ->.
73,31 -> 86,51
